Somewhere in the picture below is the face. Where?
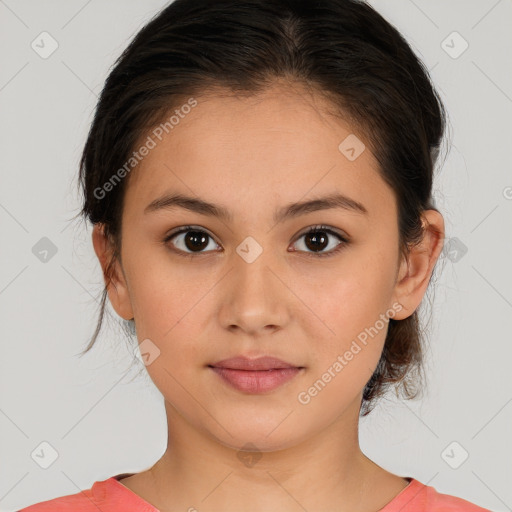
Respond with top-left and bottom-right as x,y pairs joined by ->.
93,82 -> 442,453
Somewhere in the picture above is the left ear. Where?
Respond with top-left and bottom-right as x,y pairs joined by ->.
391,209 -> 445,320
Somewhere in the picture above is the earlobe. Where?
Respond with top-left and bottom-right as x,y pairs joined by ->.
391,210 -> 445,321
91,223 -> 134,321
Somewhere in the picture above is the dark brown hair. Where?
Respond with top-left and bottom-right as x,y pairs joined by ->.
74,0 -> 449,416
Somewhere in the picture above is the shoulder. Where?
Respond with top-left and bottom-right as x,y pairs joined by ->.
17,475 -> 133,512
17,486 -> 96,511
419,484 -> 493,512
384,478 -> 493,512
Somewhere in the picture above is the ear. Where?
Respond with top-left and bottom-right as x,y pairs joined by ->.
91,223 -> 134,321
391,210 -> 445,320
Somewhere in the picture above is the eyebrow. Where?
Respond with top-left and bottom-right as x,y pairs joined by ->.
144,192 -> 368,223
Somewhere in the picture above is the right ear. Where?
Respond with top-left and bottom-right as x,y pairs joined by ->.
92,223 -> 134,321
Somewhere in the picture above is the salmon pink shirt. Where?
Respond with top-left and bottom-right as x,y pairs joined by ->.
18,473 -> 492,511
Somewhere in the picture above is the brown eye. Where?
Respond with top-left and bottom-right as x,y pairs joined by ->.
304,231 -> 329,252
291,225 -> 349,258
164,226 -> 219,255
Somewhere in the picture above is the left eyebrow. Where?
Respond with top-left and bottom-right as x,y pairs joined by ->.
144,192 -> 368,223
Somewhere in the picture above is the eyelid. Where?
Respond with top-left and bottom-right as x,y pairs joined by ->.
297,224 -> 349,240
165,224 -> 216,240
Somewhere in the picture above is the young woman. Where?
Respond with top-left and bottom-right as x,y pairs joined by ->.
19,0 -> 491,510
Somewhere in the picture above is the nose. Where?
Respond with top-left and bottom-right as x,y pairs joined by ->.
218,248 -> 291,336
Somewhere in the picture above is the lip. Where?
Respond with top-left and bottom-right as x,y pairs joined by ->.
208,356 -> 304,394
210,355 -> 302,371
210,367 -> 303,393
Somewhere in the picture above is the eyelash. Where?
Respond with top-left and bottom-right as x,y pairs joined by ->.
163,224 -> 350,259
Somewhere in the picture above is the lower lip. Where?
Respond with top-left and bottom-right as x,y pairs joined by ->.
210,367 -> 302,393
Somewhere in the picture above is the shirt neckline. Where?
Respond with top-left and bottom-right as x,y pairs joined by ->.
101,473 -> 161,511
377,477 -> 425,511
104,473 -> 422,511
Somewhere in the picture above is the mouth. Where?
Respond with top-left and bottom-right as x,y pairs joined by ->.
209,355 -> 304,371
208,356 -> 304,393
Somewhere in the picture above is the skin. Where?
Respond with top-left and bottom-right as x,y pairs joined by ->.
92,80 -> 444,512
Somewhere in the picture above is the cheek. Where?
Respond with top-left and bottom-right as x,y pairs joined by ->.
123,241 -> 201,331
300,248 -> 396,369
130,283 -> 209,402
124,254 -> 215,375
295,277 -> 391,417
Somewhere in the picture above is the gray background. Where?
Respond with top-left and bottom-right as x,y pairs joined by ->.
1,1 -> 511,511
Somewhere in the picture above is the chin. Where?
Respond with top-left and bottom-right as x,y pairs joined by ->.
211,421 -> 309,454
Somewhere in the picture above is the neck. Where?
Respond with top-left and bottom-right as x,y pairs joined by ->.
144,395 -> 399,512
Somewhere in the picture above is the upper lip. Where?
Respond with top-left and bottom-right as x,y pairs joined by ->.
209,356 -> 302,371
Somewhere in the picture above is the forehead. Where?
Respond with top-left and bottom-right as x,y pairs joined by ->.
124,83 -> 394,222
